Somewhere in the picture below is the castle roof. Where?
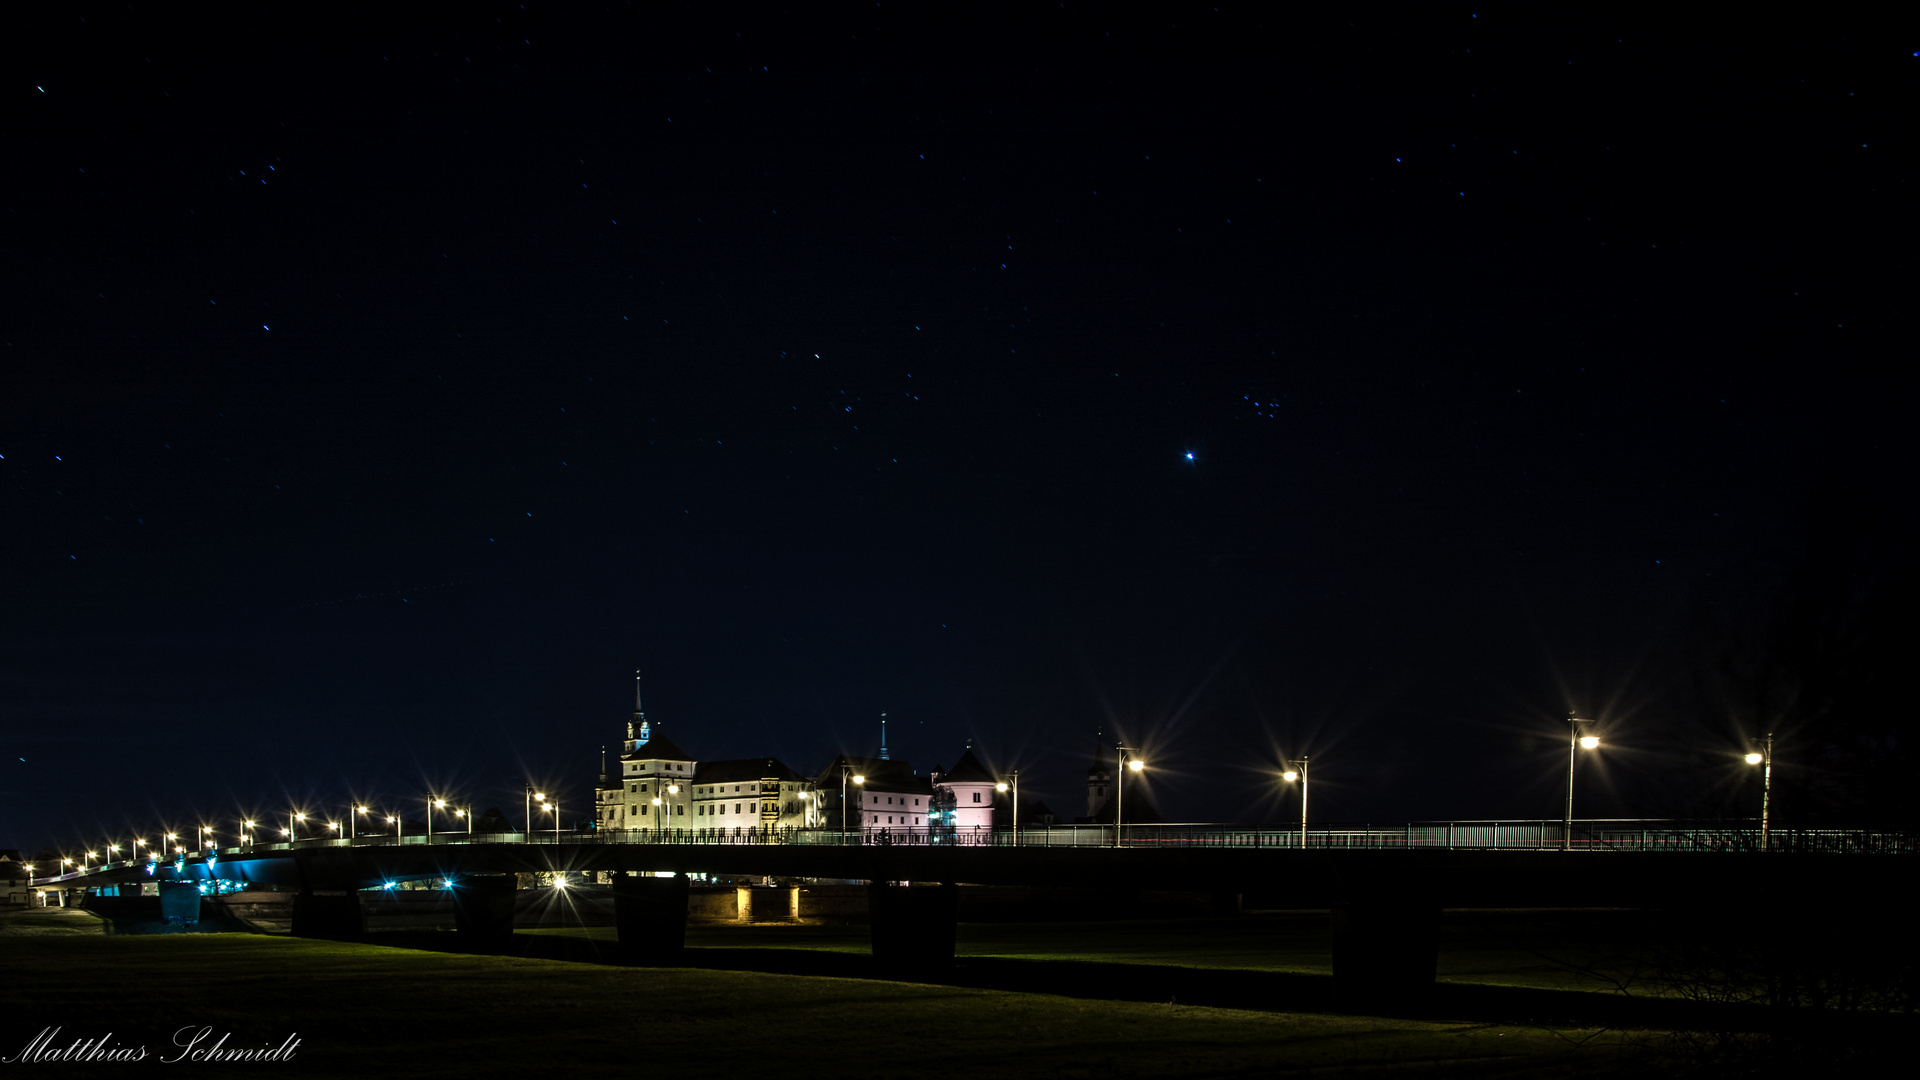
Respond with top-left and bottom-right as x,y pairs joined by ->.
695,757 -> 806,784
938,746 -> 996,785
811,754 -> 932,795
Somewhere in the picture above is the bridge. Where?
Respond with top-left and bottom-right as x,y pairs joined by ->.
36,819 -> 1912,1006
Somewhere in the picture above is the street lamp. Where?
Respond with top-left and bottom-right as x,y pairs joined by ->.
526,787 -> 546,839
289,811 -> 306,843
1282,757 -> 1310,849
241,821 -> 256,849
353,806 -> 370,841
543,799 -> 560,841
995,770 -> 1020,846
1115,746 -> 1145,848
1746,734 -> 1773,852
388,815 -> 401,843
648,784 -> 683,839
1563,714 -> 1599,851
839,762 -> 865,840
430,798 -> 445,843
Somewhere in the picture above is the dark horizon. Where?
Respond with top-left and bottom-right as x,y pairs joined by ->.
4,5 -> 1913,854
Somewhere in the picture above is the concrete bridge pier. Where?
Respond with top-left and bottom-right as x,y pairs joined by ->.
868,882 -> 958,973
1330,901 -> 1441,1009
613,873 -> 690,964
451,875 -> 518,945
291,889 -> 366,939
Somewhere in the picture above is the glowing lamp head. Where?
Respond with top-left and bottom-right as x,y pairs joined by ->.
1128,759 -> 1145,772
1745,752 -> 1764,765
1579,736 -> 1600,750
852,775 -> 865,785
1282,770 -> 1299,782
535,793 -> 547,802
356,806 -> 369,814
996,782 -> 1009,792
651,797 -> 662,806
434,799 -> 446,809
667,784 -> 679,795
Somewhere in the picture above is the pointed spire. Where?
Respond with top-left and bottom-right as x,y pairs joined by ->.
880,713 -> 890,760
633,669 -> 650,744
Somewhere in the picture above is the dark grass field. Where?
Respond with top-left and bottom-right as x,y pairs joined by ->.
2,906 -> 1660,1078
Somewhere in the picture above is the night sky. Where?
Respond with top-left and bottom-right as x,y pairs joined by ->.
4,5 -> 1913,853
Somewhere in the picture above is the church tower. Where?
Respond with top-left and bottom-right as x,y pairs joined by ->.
1085,735 -> 1112,820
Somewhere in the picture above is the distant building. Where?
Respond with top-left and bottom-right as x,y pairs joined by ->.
0,849 -> 30,905
930,746 -> 1001,834
596,687 -> 697,832
691,757 -> 809,832
592,679 -> 810,835
808,755 -> 933,834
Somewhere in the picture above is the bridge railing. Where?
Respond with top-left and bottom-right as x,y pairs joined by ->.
68,820 -> 1910,878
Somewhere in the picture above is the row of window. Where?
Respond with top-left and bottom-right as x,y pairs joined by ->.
620,802 -> 770,816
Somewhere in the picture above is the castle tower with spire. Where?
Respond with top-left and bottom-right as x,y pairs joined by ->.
596,669 -> 697,835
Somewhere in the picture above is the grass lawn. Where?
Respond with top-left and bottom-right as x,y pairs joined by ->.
2,908 -> 1653,1077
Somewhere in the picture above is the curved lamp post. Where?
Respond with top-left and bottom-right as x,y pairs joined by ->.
1563,714 -> 1599,851
1114,746 -> 1144,848
1746,734 -> 1773,852
839,762 -> 865,840
995,770 -> 1020,846
1282,757 -> 1309,849
526,788 -> 546,840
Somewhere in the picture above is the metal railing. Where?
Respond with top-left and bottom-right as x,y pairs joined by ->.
50,819 -> 1915,881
